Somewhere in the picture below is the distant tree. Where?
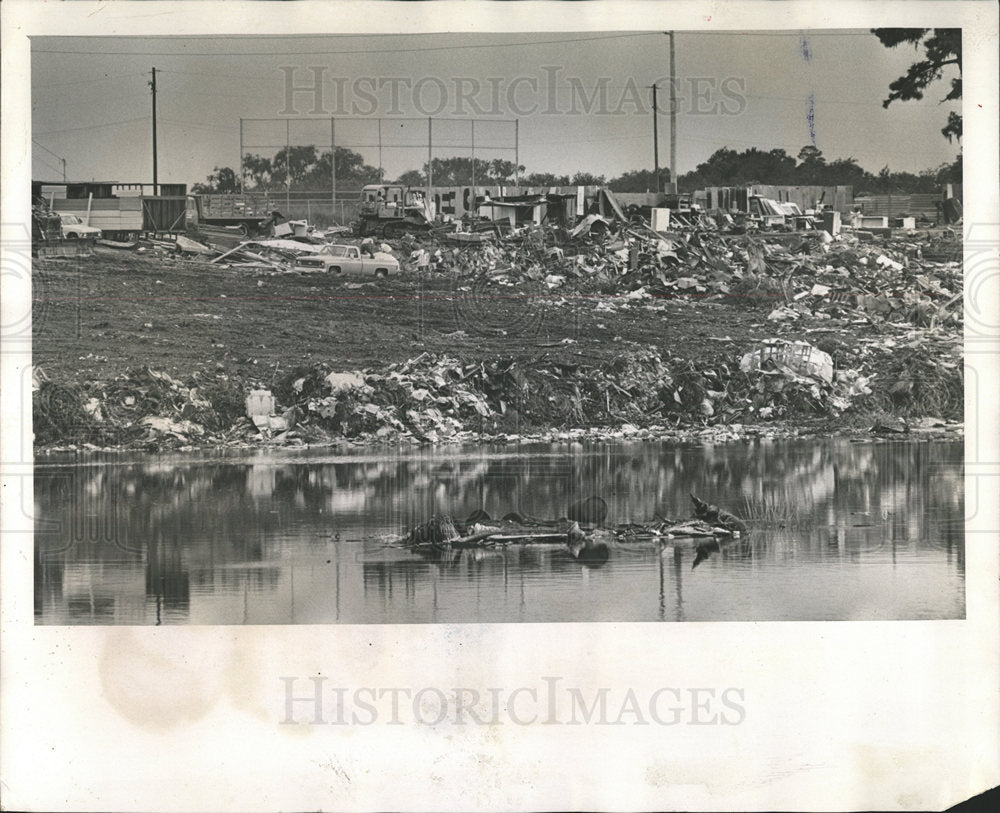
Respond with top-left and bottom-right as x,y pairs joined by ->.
521,172 -> 571,186
872,28 -> 962,142
677,146 -> 796,189
608,168 -> 672,193
239,146 -> 380,192
396,169 -> 426,186
427,157 -> 474,185
871,165 -> 894,194
823,157 -> 867,186
486,158 -> 525,184
242,154 -> 273,190
570,172 -> 606,186
271,145 -> 321,188
305,147 -> 381,190
795,145 -> 827,184
393,157 -> 526,186
191,166 -> 240,194
933,154 -> 962,185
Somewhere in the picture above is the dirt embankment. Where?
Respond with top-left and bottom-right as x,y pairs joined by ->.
31,230 -> 963,451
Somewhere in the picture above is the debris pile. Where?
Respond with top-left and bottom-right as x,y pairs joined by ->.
31,187 -> 964,450
208,239 -> 322,270
397,493 -> 747,558
33,365 -> 243,449
376,211 -> 962,333
275,345 -> 675,443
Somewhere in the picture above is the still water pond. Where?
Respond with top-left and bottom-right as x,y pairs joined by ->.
34,440 -> 964,624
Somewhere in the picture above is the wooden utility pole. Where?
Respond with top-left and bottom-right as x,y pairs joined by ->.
427,117 -> 433,205
239,118 -> 244,194
514,119 -> 519,186
150,67 -> 158,195
331,118 -> 337,214
668,32 -> 677,188
651,84 -> 660,192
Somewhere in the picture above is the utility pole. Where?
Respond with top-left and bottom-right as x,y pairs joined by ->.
150,67 -> 158,195
32,139 -> 68,182
651,84 -> 660,192
239,118 -> 244,194
331,118 -> 337,214
668,32 -> 677,190
514,119 -> 519,186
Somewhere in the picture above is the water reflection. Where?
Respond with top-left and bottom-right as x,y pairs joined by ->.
34,440 -> 964,624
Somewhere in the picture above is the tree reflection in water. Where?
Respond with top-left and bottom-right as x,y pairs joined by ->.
34,440 -> 964,623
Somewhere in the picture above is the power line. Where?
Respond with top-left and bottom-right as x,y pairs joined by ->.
158,68 -> 289,81
31,138 -> 65,161
34,117 -> 148,135
522,133 -> 648,146
160,118 -> 238,134
34,30 -> 877,46
31,32 -> 663,57
679,30 -> 875,37
33,154 -> 64,177
33,72 -> 145,89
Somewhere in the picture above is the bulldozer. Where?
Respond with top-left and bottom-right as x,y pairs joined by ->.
356,184 -> 435,238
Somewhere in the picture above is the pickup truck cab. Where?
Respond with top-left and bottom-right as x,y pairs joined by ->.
295,244 -> 399,277
56,213 -> 102,240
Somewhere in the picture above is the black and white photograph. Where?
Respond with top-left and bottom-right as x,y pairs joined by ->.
3,1 -> 998,809
27,26 -> 969,625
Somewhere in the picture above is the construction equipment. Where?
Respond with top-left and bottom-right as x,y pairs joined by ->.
356,184 -> 434,238
31,199 -> 93,258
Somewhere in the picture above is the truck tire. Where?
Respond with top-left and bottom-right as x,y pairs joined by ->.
66,232 -> 78,239
375,268 -> 388,279
329,266 -> 343,276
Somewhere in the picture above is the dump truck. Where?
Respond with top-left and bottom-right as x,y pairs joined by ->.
188,193 -> 275,236
356,184 -> 434,238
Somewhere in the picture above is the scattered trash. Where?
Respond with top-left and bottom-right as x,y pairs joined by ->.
740,340 -> 834,385
30,185 -> 964,450
173,235 -> 215,256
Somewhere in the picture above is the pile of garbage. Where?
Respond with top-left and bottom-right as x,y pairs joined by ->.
273,345 -> 676,443
71,190 -> 964,337
33,365 -> 242,448
31,196 -> 964,449
406,221 -> 963,328
32,324 -> 961,450
262,335 -> 911,444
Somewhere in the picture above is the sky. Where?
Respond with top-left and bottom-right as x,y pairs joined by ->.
30,30 -> 963,187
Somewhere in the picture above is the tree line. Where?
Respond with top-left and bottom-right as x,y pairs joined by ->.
193,143 -> 961,197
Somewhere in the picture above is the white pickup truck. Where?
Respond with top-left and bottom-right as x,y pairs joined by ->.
55,213 -> 102,240
295,244 -> 399,277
